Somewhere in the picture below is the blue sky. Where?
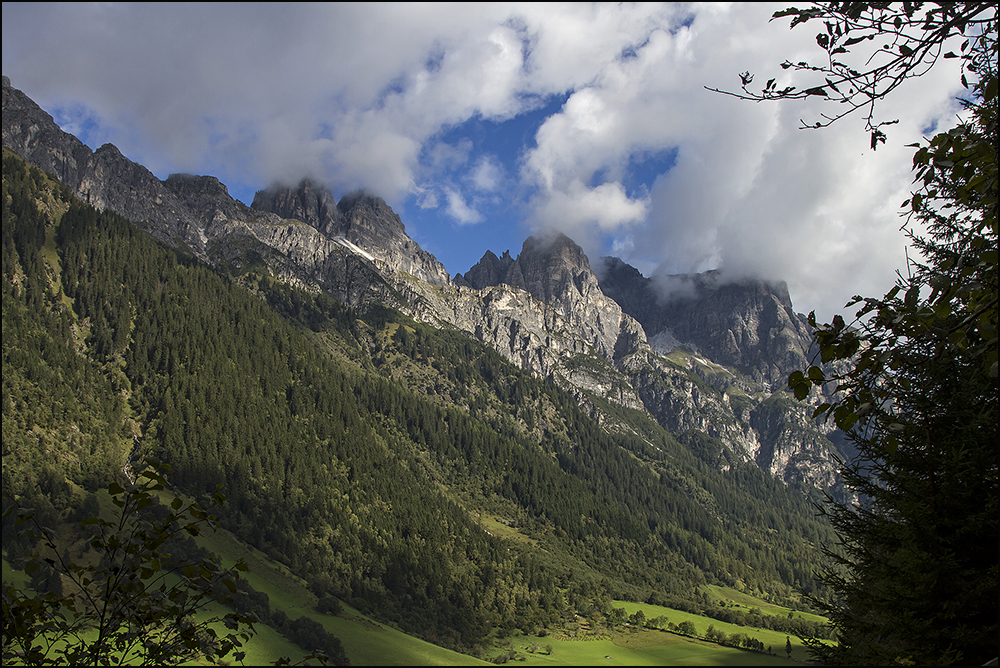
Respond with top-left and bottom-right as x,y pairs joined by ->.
1,2 -> 970,322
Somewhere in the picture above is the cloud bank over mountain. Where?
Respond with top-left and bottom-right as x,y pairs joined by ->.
1,2 -> 966,322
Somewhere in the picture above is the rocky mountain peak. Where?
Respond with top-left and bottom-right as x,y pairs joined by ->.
251,178 -> 343,237
3,75 -> 843,492
455,249 -> 515,290
251,181 -> 450,286
3,75 -> 98,190
452,231 -> 646,369
520,231 -> 588,263
458,231 -> 599,307
164,173 -> 249,223
335,189 -> 407,241
597,258 -> 814,388
165,173 -> 229,197
509,232 -> 600,309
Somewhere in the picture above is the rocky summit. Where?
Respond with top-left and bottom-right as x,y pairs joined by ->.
597,258 -> 816,390
1,75 -> 844,494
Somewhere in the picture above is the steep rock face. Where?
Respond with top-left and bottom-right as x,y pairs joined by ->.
164,173 -> 246,222
750,395 -> 840,489
660,276 -> 813,388
337,191 -> 451,287
596,256 -> 841,486
2,75 -> 93,190
598,258 -> 814,389
2,77 -> 212,258
251,179 -> 343,237
1,78 -> 435,307
250,182 -> 451,287
407,279 -> 648,413
417,234 -> 653,412
460,233 -> 643,364
455,250 -> 515,290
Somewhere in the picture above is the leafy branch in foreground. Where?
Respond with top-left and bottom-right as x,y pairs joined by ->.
2,458 -> 329,666
778,5 -> 998,666
707,2 -> 996,148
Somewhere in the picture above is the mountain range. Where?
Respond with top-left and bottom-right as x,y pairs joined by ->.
2,75 -> 845,493
3,73 -> 847,657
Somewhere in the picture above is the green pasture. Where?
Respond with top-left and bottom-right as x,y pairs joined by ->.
303,604 -> 489,666
3,555 -> 29,589
5,489 -> 828,666
613,600 -> 818,663
701,584 -> 829,625
502,630 -> 799,666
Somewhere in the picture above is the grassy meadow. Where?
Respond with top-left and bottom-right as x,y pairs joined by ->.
496,631 -> 798,666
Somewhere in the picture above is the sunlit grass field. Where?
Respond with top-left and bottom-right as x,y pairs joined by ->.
612,599 -> 816,663
197,521 -> 822,665
488,626 -> 801,666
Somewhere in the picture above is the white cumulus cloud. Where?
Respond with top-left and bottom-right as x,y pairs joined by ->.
1,2 -> 972,321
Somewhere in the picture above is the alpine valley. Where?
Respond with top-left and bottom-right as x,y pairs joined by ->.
3,75 -> 844,662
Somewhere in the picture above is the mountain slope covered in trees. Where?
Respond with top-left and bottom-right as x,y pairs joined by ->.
2,74 -> 849,496
2,148 -> 835,655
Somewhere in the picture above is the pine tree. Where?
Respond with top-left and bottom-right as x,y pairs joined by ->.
780,5 -> 998,665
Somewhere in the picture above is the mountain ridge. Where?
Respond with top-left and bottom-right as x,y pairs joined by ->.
2,74 -> 843,494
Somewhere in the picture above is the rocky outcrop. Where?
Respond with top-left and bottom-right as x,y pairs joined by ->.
598,258 -> 814,389
1,77 -> 436,305
433,233 -> 838,490
455,250 -> 515,290
251,181 -> 452,287
2,76 -> 216,258
165,173 -> 252,226
336,191 -> 451,287
458,233 -> 646,364
2,75 -> 93,190
251,179 -> 344,237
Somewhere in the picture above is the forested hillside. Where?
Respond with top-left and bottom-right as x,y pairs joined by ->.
2,149 -> 835,654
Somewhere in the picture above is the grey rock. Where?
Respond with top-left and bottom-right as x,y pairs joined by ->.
251,181 -> 452,287
251,178 -> 343,237
2,77 -> 214,258
598,258 -> 814,390
454,249 -> 515,289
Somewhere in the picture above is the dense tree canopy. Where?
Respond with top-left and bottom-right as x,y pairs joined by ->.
728,2 -> 998,665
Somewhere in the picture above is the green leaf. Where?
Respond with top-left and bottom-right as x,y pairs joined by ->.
793,382 -> 810,401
